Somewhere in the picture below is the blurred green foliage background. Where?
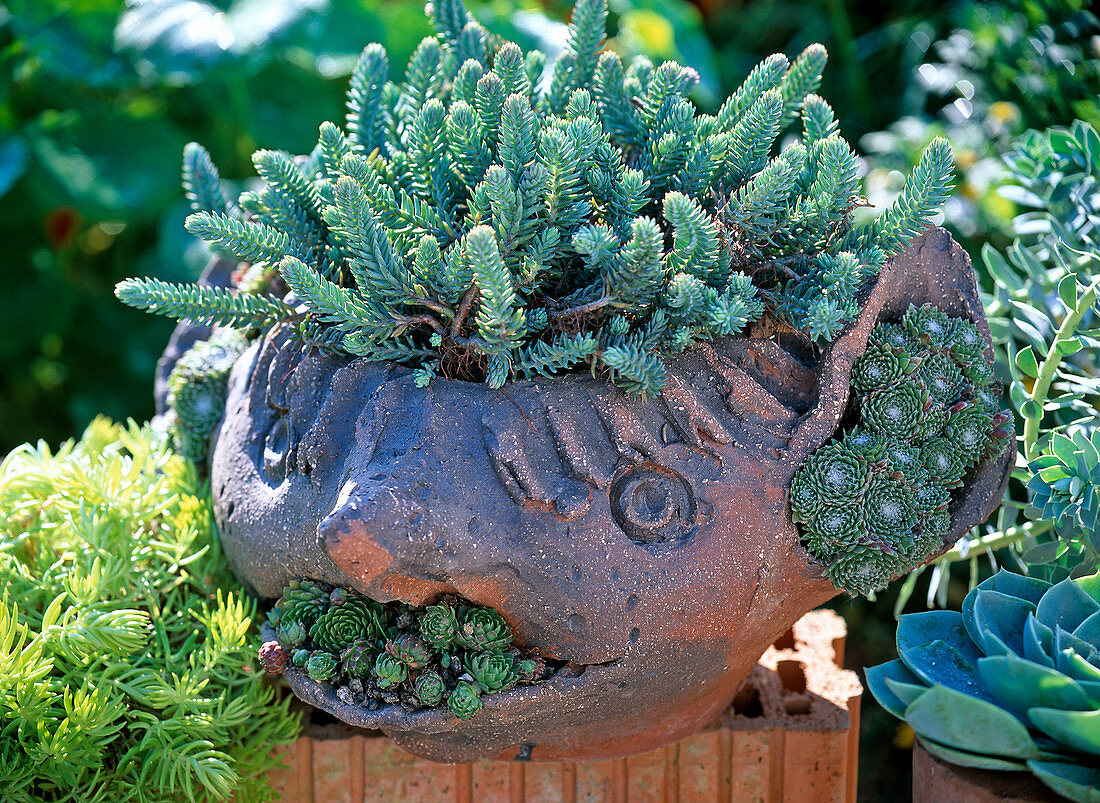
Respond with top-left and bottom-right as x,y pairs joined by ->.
0,3 -> 1097,798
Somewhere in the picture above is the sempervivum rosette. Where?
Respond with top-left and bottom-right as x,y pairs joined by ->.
455,607 -> 512,652
311,596 -> 387,654
418,602 -> 460,651
260,581 -> 554,723
464,652 -> 520,694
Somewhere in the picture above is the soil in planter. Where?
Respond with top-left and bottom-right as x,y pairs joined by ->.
259,580 -> 564,722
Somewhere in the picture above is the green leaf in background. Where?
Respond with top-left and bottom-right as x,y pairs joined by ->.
0,137 -> 28,199
1015,344 -> 1039,378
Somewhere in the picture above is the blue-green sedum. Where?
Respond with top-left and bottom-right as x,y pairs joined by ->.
115,0 -> 953,396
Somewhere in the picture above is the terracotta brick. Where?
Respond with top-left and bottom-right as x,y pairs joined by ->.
470,759 -> 515,802
263,743 -> 301,803
624,745 -> 667,802
311,727 -> 364,803
358,731 -> 458,801
261,610 -> 862,803
575,757 -> 626,802
678,731 -> 720,800
524,762 -> 571,802
728,730 -> 778,802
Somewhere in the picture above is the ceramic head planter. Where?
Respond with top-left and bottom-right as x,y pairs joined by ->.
208,228 -> 1011,762
118,0 -> 1012,764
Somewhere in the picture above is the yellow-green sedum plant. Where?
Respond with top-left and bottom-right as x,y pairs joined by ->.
116,0 -> 953,397
0,418 -> 299,802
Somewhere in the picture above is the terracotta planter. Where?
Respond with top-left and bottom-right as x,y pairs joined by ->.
912,741 -> 1060,802
204,227 -> 1011,761
266,610 -> 862,802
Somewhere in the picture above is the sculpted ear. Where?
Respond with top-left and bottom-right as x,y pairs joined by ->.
785,226 -> 1013,542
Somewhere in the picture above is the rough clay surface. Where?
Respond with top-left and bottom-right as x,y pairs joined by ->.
203,228 -> 1012,762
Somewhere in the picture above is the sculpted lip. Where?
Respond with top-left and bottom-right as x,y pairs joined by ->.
261,619 -> 594,732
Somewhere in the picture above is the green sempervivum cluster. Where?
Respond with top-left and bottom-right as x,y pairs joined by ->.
164,330 -> 246,462
791,306 -> 1014,596
267,579 -> 330,632
263,589 -> 553,722
0,418 -> 298,802
116,0 -> 953,397
867,570 -> 1100,802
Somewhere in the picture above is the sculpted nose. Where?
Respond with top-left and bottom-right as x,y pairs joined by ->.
318,478 -> 458,606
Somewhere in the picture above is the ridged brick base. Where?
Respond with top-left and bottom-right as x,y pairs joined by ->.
266,610 -> 861,802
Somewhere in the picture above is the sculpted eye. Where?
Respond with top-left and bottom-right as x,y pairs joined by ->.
609,463 -> 696,546
261,411 -> 289,480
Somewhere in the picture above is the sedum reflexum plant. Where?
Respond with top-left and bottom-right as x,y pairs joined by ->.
116,0 -> 952,396
867,570 -> 1100,802
0,418 -> 299,802
792,306 -> 1013,596
263,582 -> 552,721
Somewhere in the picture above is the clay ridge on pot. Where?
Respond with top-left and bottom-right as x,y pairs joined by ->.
203,227 -> 1011,762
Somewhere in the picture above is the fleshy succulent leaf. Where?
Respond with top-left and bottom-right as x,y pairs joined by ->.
865,660 -> 922,719
977,655 -> 1091,722
1027,760 -> 1100,803
1037,578 -> 1100,633
920,739 -> 1031,772
969,590 -> 1037,658
904,685 -> 1041,760
896,611 -> 992,703
1027,708 -> 1100,758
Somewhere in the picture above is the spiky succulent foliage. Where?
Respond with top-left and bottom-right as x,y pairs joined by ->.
448,681 -> 484,721
0,418 -> 298,802
340,639 -> 375,679
419,601 -> 460,650
413,671 -> 446,707
791,307 -> 1013,596
263,587 -> 552,721
465,651 -> 520,693
385,634 -> 431,669
259,641 -> 288,675
116,0 -> 952,397
372,653 -> 408,688
267,579 -> 330,632
164,330 -> 246,462
307,651 -> 338,682
275,618 -> 306,649
456,606 -> 512,652
519,656 -> 548,682
1028,428 -> 1100,544
867,570 -> 1100,802
311,596 -> 388,653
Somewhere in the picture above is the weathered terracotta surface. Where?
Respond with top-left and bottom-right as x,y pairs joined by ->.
912,741 -> 1059,802
269,610 -> 863,801
207,227 -> 1012,761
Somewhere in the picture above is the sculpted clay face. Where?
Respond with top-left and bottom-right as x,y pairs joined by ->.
210,230 -> 1012,761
